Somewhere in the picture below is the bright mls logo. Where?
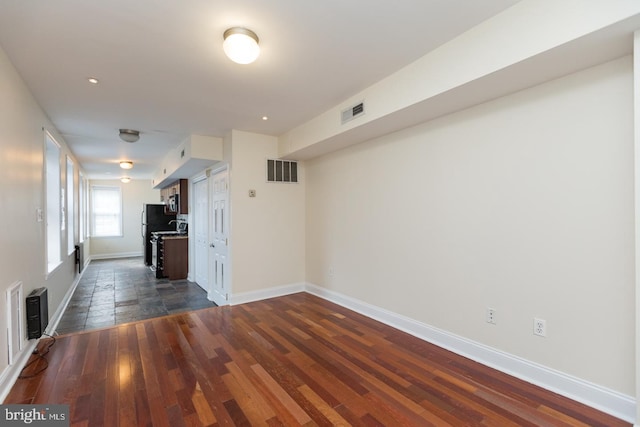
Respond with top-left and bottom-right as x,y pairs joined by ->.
0,405 -> 69,426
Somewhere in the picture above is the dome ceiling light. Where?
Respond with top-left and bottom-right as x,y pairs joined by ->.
120,177 -> 131,183
223,27 -> 260,64
119,161 -> 133,170
119,129 -> 140,143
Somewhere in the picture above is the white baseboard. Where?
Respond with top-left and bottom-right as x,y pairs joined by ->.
3,277 -> 634,423
230,282 -> 306,306
0,264 -> 86,403
90,251 -> 142,260
303,283 -> 636,424
0,340 -> 37,403
46,267 -> 85,336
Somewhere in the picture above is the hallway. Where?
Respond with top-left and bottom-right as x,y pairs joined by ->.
55,257 -> 216,335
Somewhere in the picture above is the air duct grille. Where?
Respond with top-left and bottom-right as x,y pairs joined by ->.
341,101 -> 365,125
267,159 -> 298,183
7,281 -> 23,365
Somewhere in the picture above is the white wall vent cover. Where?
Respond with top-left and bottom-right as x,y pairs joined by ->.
341,101 -> 365,125
6,281 -> 23,365
266,159 -> 298,183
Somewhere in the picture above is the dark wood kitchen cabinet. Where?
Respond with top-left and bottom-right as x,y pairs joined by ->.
161,179 -> 189,214
162,236 -> 188,280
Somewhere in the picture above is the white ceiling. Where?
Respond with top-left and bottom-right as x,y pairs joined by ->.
0,0 -> 520,180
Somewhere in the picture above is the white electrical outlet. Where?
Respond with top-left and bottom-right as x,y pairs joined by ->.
486,308 -> 496,325
533,318 -> 546,337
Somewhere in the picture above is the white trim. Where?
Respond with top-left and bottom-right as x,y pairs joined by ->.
6,281 -> 24,366
44,130 -> 62,276
303,283 -> 636,424
90,251 -> 142,260
209,162 -> 229,176
46,269 -> 84,336
3,275 -> 632,422
225,281 -> 635,422
0,265 -> 86,403
90,185 -> 124,238
208,165 -> 231,306
191,171 -> 208,184
230,282 -> 305,306
0,340 -> 37,403
633,29 -> 640,427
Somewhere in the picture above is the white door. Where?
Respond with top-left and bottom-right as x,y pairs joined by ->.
193,178 -> 209,292
209,168 -> 229,305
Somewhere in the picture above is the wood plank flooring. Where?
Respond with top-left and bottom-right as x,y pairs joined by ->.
5,292 -> 630,426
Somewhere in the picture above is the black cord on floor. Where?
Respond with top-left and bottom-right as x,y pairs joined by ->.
18,333 -> 56,379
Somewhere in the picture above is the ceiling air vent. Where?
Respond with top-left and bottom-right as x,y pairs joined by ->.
341,101 -> 365,125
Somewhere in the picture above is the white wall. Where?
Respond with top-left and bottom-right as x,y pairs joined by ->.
305,56 -> 634,396
280,0 -> 640,159
89,179 -> 161,259
0,45 -> 81,387
226,130 -> 306,295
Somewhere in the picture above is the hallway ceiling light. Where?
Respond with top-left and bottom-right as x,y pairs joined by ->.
119,161 -> 133,169
223,27 -> 260,64
119,129 -> 140,143
120,177 -> 131,183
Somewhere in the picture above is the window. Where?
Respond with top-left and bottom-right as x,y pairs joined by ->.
45,132 -> 61,273
67,157 -> 75,254
91,186 -> 122,237
79,172 -> 86,242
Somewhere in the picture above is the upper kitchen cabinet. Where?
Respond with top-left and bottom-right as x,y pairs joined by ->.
161,179 -> 189,214
160,179 -> 189,214
153,134 -> 223,189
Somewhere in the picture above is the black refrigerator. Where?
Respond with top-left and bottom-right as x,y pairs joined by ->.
142,204 -> 176,265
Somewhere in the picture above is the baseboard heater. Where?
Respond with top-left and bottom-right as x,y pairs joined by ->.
75,243 -> 84,273
26,287 -> 48,339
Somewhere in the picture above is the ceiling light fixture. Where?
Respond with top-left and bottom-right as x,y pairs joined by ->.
120,177 -> 131,183
88,77 -> 99,84
223,27 -> 260,64
119,129 -> 140,143
119,161 -> 133,170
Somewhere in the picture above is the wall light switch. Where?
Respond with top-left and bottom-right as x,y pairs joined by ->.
36,208 -> 43,222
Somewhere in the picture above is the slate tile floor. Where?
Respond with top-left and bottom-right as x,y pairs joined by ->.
55,257 -> 216,335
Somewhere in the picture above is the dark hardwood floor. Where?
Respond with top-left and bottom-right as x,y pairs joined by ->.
5,293 -> 630,426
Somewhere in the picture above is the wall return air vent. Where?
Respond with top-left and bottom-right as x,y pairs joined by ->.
267,159 -> 298,183
341,101 -> 365,125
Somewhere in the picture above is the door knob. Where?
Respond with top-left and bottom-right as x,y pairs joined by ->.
210,243 -> 215,248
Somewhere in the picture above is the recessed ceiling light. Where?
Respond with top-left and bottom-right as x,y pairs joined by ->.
119,161 -> 133,169
87,77 -> 99,84
262,116 -> 268,121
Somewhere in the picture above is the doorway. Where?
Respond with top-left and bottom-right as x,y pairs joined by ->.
193,177 -> 209,292
209,167 -> 229,305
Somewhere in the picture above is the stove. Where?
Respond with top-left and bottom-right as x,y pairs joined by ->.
150,222 -> 188,278
152,231 -> 186,237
